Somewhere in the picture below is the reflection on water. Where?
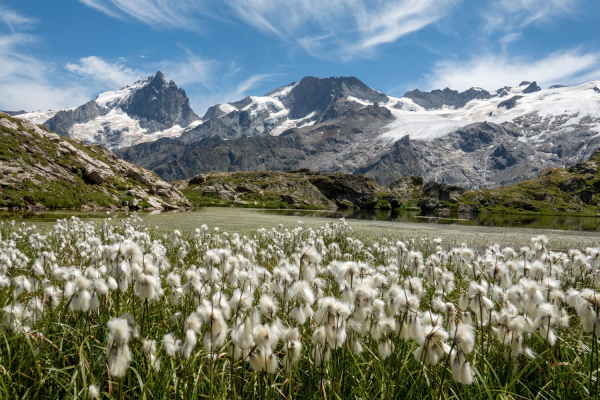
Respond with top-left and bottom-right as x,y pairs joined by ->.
259,209 -> 600,232
1,208 -> 599,232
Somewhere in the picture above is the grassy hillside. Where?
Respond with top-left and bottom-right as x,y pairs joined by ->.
177,151 -> 600,216
455,151 -> 600,215
0,112 -> 191,210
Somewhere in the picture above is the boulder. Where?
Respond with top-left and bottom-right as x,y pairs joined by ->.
578,191 -> 595,204
84,165 -> 113,184
559,178 -> 586,192
236,183 -> 264,195
281,194 -> 300,204
189,174 -> 207,185
458,203 -> 479,213
422,181 -> 466,203
420,198 -> 439,212
0,118 -> 20,131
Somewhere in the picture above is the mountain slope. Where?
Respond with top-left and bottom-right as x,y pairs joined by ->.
18,72 -> 201,150
117,77 -> 600,189
453,150 -> 600,215
0,112 -> 191,210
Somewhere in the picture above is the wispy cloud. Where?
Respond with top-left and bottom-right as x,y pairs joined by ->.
156,49 -> 217,88
63,52 -> 282,115
0,12 -> 90,111
66,56 -> 147,88
482,0 -> 582,34
423,49 -> 600,91
78,0 -> 209,31
0,6 -> 38,31
78,0 -> 457,60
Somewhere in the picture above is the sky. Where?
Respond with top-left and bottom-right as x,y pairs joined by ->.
1,0 -> 599,115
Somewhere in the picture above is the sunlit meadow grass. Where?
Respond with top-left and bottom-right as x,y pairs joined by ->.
0,215 -> 599,399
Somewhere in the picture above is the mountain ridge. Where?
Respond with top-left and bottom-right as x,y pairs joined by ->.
14,73 -> 600,191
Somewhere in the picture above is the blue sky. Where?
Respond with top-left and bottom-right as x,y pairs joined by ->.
1,0 -> 599,115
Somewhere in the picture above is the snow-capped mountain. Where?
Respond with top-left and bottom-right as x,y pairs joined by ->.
116,76 -> 600,189
17,72 -> 600,189
18,71 -> 201,150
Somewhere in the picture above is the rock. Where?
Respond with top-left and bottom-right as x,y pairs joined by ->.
578,191 -> 595,204
559,178 -> 586,192
420,198 -> 439,212
594,87 -> 600,93
84,165 -> 112,183
497,96 -> 523,110
281,194 -> 299,204
201,186 -> 234,200
0,118 -> 20,131
234,199 -> 249,205
403,87 -> 492,110
308,173 -> 380,208
236,183 -> 264,195
505,200 -> 539,212
30,203 -> 46,210
458,203 -> 479,213
189,174 -> 207,185
569,161 -> 597,174
522,81 -> 541,93
422,181 -> 466,203
146,197 -> 164,209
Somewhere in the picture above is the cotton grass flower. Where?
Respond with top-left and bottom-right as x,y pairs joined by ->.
106,317 -> 132,378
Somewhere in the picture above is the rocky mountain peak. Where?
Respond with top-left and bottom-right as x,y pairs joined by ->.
120,72 -> 199,132
403,87 -> 493,110
148,70 -> 168,89
283,76 -> 389,120
522,81 -> 541,93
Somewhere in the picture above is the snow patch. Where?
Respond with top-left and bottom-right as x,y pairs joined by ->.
16,109 -> 61,124
219,104 -> 238,114
94,76 -> 152,108
381,81 -> 600,142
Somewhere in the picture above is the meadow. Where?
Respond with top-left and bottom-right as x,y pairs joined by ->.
1,214 -> 599,399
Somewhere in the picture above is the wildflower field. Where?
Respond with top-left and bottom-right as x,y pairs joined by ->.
1,216 -> 600,399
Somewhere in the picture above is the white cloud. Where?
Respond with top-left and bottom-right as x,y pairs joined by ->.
423,49 -> 600,91
0,7 -> 37,31
78,0 -> 456,60
78,0 -> 124,20
0,33 -> 90,111
157,51 -> 217,88
66,56 -> 147,88
482,0 -> 582,33
78,0 -> 208,31
0,8 -> 91,112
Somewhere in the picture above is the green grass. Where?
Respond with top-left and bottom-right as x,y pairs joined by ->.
1,216 -> 599,399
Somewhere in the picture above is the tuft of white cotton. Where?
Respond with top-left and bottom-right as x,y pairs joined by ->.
88,384 -> 100,399
106,318 -> 132,378
162,333 -> 181,357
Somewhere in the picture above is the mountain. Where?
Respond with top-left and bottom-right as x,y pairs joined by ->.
116,76 -> 600,189
0,110 -> 27,116
18,71 -> 201,150
0,112 -> 191,210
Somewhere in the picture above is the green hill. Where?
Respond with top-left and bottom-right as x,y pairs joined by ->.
0,112 -> 191,210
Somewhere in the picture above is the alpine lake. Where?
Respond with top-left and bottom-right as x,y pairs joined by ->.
1,207 -> 599,250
